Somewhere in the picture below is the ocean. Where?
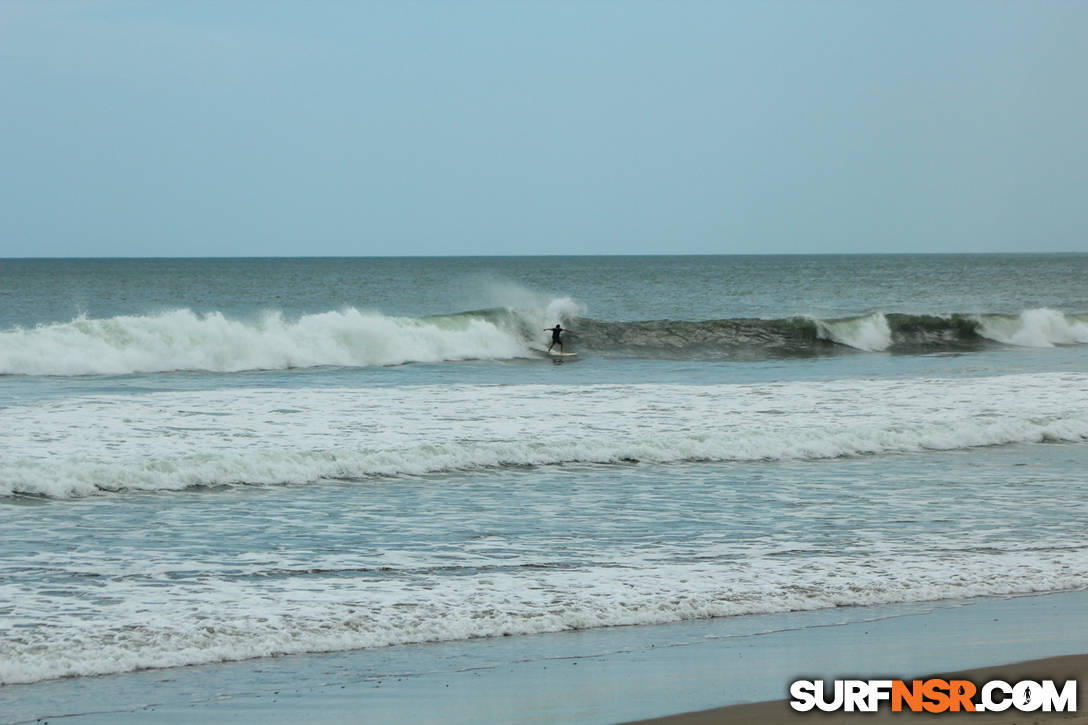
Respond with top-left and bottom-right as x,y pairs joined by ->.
2,254 -> 1087,692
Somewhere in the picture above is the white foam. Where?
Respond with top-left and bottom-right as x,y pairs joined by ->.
0,306 -> 567,376
814,313 -> 892,351
2,547 -> 1085,685
976,308 -> 1088,347
4,372 -> 1088,684
3,373 -> 1087,498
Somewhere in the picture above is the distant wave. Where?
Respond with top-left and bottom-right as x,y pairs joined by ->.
1,306 -> 1085,376
575,308 -> 1088,359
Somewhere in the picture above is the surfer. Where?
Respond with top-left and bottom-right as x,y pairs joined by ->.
546,324 -> 571,353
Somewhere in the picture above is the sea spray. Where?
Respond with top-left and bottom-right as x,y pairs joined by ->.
814,313 -> 893,351
975,308 -> 1088,347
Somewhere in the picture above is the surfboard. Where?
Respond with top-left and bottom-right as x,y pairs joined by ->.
548,350 -> 577,357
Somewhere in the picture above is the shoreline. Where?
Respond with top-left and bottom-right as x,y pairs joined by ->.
627,653 -> 1088,724
4,590 -> 1087,724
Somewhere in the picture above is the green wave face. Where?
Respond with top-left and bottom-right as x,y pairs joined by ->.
570,309 -> 1088,359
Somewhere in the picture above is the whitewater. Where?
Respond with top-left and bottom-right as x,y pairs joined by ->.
1,305 -> 1086,376
2,254 -> 1087,690
4,373 -> 1088,498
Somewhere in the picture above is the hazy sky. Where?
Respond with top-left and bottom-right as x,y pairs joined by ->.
2,1 -> 1086,257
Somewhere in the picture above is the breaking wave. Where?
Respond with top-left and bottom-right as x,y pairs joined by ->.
0,300 -> 581,376
575,308 -> 1088,359
1,306 -> 1085,375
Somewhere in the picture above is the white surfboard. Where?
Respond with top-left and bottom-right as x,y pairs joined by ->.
547,350 -> 577,357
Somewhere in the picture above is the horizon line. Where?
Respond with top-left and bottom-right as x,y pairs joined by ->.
4,250 -> 1086,261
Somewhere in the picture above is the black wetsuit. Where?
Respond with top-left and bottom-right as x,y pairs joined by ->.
551,327 -> 563,344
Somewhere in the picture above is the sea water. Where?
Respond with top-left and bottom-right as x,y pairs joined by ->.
1,254 -> 1087,687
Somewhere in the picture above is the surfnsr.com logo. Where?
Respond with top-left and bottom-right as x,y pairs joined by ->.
789,678 -> 1077,713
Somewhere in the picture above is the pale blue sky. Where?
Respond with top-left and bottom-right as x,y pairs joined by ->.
2,1 -> 1086,257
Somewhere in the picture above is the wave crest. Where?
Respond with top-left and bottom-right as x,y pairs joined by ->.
0,303 -> 580,376
574,308 -> 1088,358
2,306 -> 1085,375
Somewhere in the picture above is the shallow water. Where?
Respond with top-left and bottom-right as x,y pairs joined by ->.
1,254 -> 1086,685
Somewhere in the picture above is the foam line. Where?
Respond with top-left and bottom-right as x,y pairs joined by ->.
4,373 -> 1086,498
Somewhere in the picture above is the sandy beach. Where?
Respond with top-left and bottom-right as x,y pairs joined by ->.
628,654 -> 1088,724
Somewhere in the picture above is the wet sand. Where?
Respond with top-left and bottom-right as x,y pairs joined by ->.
626,653 -> 1088,724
